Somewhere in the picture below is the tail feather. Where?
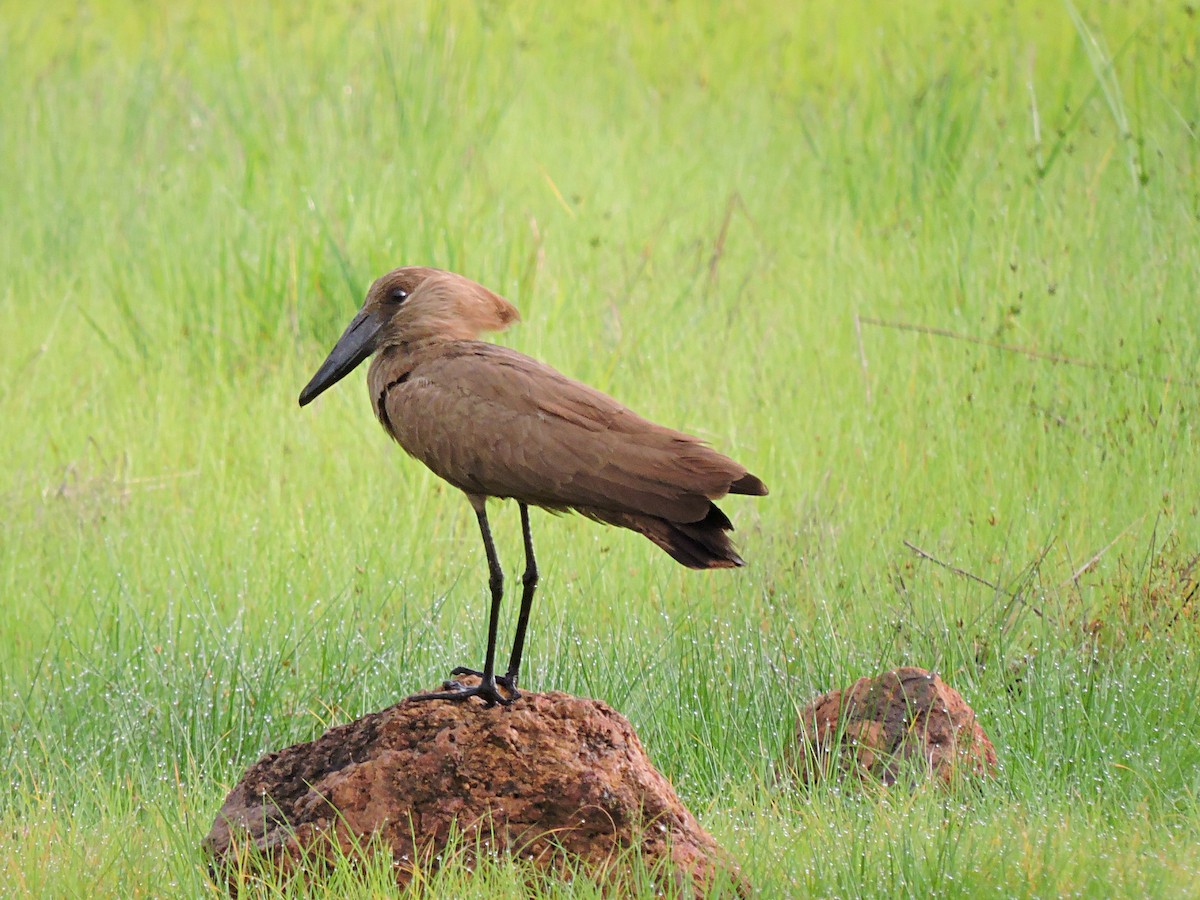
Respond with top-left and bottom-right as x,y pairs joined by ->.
581,503 -> 745,569
729,472 -> 768,496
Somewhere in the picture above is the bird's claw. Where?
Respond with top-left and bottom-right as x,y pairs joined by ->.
411,674 -> 517,707
449,666 -> 519,693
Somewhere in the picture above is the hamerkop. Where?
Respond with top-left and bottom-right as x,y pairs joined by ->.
299,267 -> 767,707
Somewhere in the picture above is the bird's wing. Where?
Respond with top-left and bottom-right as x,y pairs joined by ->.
380,343 -> 750,524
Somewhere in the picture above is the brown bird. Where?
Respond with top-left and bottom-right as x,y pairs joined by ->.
299,267 -> 767,707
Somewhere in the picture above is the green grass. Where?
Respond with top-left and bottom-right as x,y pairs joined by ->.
2,0 -> 1199,895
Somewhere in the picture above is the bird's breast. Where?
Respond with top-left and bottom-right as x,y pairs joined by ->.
374,368 -> 500,496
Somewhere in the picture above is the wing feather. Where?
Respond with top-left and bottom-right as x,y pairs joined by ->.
380,342 -> 756,524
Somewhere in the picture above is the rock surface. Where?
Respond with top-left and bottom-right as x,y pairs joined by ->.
782,666 -> 997,786
204,682 -> 747,896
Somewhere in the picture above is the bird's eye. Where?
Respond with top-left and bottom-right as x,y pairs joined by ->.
387,288 -> 408,304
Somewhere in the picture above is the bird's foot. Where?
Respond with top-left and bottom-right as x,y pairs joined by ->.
411,672 -> 516,708
449,666 -> 520,695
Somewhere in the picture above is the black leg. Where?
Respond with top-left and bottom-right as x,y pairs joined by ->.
442,504 -> 538,698
412,505 -> 512,707
504,502 -> 538,687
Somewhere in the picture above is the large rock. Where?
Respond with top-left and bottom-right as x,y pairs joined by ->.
204,683 -> 747,896
782,666 -> 997,786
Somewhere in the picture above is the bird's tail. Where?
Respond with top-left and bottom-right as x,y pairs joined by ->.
729,472 -> 769,496
582,504 -> 746,569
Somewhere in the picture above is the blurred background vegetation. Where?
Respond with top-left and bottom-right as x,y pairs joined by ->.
1,1 -> 1198,895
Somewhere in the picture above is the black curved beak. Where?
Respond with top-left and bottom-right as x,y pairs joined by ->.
298,308 -> 384,407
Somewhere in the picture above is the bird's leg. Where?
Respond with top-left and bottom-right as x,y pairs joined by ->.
503,501 -> 538,689
447,503 -> 538,693
412,505 -> 512,707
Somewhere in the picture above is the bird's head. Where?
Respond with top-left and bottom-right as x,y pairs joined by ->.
298,267 -> 519,406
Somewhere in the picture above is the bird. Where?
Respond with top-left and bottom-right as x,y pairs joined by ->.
299,267 -> 767,707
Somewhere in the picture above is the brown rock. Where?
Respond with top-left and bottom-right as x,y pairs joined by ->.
204,683 -> 747,896
782,666 -> 997,787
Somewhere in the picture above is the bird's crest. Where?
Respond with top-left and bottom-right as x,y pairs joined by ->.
369,267 -> 519,346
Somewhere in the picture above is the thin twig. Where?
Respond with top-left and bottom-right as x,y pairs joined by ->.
539,168 -> 576,219
1168,579 -> 1200,630
1182,551 -> 1200,583
1058,518 -> 1141,589
859,316 -> 1197,388
903,540 -> 1003,592
903,539 -> 1046,618
1167,550 -> 1200,630
707,191 -> 743,287
1017,539 -> 1055,619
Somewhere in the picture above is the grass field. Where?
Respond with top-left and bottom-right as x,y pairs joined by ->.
2,0 -> 1199,895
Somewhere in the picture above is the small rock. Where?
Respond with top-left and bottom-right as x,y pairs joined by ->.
781,666 -> 997,786
204,682 -> 748,897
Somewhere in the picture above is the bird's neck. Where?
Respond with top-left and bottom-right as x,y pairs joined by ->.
368,344 -> 413,396
366,339 -> 460,402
